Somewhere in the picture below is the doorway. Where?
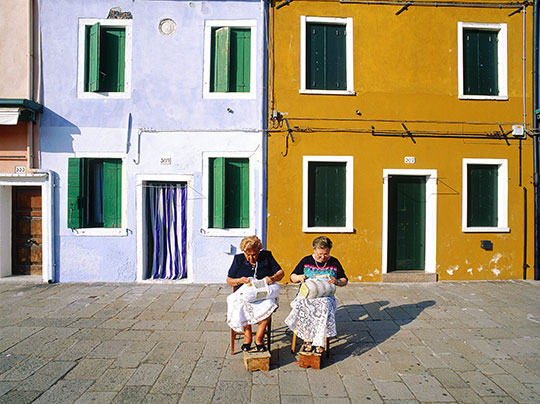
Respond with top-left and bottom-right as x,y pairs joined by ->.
12,186 -> 42,275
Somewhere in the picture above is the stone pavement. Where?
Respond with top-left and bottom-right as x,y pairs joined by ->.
0,279 -> 539,404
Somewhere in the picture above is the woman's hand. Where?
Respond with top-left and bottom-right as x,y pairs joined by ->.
328,277 -> 347,287
238,277 -> 250,285
291,274 -> 307,283
264,276 -> 274,285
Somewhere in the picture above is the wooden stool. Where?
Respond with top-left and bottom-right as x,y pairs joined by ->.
243,350 -> 271,371
299,350 -> 322,369
291,332 -> 330,358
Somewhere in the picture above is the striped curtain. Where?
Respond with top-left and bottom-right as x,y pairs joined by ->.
146,183 -> 187,279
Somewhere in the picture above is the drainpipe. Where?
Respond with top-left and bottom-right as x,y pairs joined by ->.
534,0 -> 539,280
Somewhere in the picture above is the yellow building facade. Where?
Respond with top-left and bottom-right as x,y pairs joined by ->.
267,0 -> 535,281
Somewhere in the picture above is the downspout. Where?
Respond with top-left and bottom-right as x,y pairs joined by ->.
534,0 -> 540,280
27,0 -> 34,170
261,0 -> 269,248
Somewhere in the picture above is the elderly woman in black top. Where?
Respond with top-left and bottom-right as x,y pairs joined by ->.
226,235 -> 284,352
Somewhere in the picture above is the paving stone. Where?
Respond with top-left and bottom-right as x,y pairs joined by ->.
312,398 -> 351,404
187,357 -> 223,387
250,384 -> 280,404
361,359 -> 401,381
494,359 -> 540,384
17,361 -> 76,391
217,355 -> 251,382
98,319 -> 137,329
73,391 -> 117,404
212,380 -> 250,404
178,387 -> 213,404
150,362 -> 195,394
126,363 -> 164,386
0,356 -> 50,381
56,340 -> 101,361
279,371 -> 311,396
143,341 -> 180,364
371,380 -> 414,400
32,380 -> 94,404
0,382 -> 17,397
342,374 -> 383,403
87,341 -> 131,359
252,367 -> 279,384
401,374 -> 453,402
0,389 -> 42,404
111,385 -> 150,404
88,368 -> 135,392
489,374 -> 540,403
458,370 -> 506,396
280,395 -> 314,404
306,369 -> 347,397
64,359 -> 113,380
446,387 -> 485,403
113,331 -> 152,341
112,352 -> 146,369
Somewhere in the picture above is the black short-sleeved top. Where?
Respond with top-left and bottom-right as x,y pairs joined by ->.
227,250 -> 282,280
292,255 -> 347,280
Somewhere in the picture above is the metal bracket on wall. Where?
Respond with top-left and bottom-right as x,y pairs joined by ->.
499,125 -> 511,146
281,118 -> 295,157
401,123 -> 416,144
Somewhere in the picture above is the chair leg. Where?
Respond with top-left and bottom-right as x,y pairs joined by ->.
325,337 -> 330,358
291,332 -> 297,353
266,317 -> 272,352
231,329 -> 236,354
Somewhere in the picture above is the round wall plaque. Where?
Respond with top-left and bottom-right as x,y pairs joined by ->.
159,19 -> 176,36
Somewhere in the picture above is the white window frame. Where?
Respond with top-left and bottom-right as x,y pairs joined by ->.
203,19 -> 257,99
300,16 -> 354,96
202,151 -> 255,236
77,18 -> 133,99
136,174 -> 194,283
302,156 -> 354,233
69,152 -> 127,236
462,158 -> 509,232
382,169 -> 438,274
457,22 -> 507,100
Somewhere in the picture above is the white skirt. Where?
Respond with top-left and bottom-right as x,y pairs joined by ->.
227,290 -> 278,333
284,294 -> 337,347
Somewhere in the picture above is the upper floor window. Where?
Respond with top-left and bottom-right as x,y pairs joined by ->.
78,19 -> 132,99
462,158 -> 509,232
458,22 -> 507,100
203,20 -> 256,99
300,16 -> 354,95
68,157 -> 124,235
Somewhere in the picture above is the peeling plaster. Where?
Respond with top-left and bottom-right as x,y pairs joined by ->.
373,269 -> 380,275
492,268 -> 501,276
467,268 -> 473,275
446,265 -> 458,276
490,253 -> 502,266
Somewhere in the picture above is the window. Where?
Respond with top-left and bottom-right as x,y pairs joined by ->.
78,19 -> 132,99
208,157 -> 249,229
68,158 -> 122,231
203,20 -> 256,99
303,156 -> 353,232
458,22 -> 507,100
462,159 -> 509,232
300,16 -> 354,95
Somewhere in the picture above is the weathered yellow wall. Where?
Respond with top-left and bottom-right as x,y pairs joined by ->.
267,0 -> 534,281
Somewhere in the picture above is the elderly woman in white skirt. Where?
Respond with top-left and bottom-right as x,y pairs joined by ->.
226,235 -> 284,352
285,236 -> 348,354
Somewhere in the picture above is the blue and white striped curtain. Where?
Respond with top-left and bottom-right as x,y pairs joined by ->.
146,183 -> 187,279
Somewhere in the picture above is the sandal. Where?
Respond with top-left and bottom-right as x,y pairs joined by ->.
241,343 -> 252,352
255,343 -> 266,352
314,346 -> 324,354
302,342 -> 313,352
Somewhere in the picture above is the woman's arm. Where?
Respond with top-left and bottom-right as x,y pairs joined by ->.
264,269 -> 284,285
226,276 -> 250,288
290,273 -> 307,283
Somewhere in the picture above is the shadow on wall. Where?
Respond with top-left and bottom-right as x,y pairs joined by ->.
270,299 -> 436,368
39,107 -> 80,153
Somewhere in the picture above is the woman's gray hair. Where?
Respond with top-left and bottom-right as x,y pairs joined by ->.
312,236 -> 333,250
240,235 -> 263,252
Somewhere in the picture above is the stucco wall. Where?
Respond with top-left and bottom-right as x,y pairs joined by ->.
40,0 -> 266,282
267,1 -> 535,281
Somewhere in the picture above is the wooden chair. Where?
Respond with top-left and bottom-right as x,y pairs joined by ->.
230,286 -> 272,354
291,332 -> 330,358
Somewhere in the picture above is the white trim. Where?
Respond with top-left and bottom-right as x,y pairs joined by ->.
0,173 -> 55,283
382,169 -> 437,274
302,155 -> 354,233
462,158 -> 509,232
77,18 -> 132,99
202,151 -> 256,237
69,154 -> 128,237
457,22 -> 508,100
300,16 -> 354,95
136,174 -> 194,282
203,19 -> 257,99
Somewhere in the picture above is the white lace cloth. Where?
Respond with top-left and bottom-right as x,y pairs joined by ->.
284,294 -> 337,347
227,287 -> 278,333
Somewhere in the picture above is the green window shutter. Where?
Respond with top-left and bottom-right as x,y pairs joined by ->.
464,29 -> 498,96
308,162 -> 346,227
306,23 -> 346,90
86,23 -> 101,92
238,159 -> 250,227
209,158 -> 225,228
102,159 -> 122,228
467,165 -> 498,227
67,158 -> 82,228
230,28 -> 251,92
100,27 -> 126,92
224,159 -> 248,228
211,27 -> 231,92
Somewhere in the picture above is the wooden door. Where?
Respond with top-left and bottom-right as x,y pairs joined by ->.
388,176 -> 426,271
12,186 -> 42,275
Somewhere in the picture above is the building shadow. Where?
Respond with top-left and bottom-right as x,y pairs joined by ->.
268,300 -> 436,369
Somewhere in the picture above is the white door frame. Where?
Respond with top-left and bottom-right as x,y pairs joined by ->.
382,169 -> 437,274
136,174 -> 193,282
0,172 -> 55,282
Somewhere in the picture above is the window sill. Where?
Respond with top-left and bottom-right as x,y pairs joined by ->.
77,91 -> 131,100
299,89 -> 355,96
203,91 -> 256,100
303,226 -> 354,233
71,228 -> 127,236
201,228 -> 255,237
462,226 -> 510,233
458,94 -> 508,101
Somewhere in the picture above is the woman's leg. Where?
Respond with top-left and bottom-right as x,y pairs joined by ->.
243,325 -> 253,343
255,316 -> 271,345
